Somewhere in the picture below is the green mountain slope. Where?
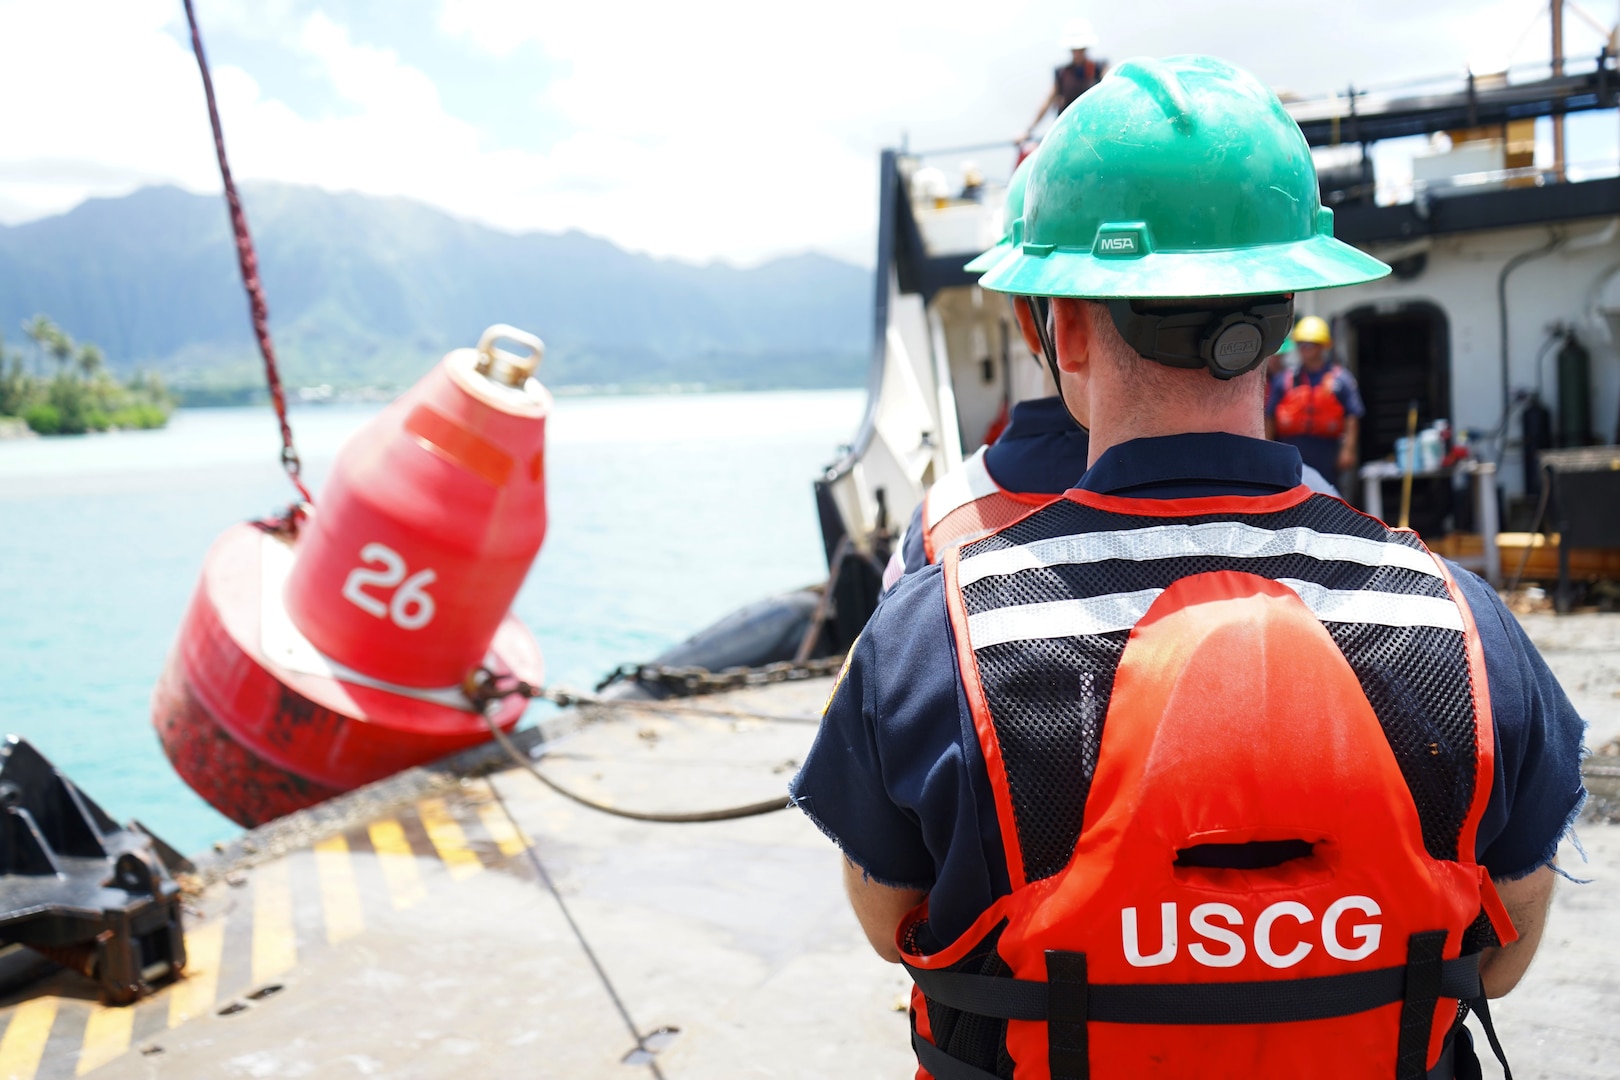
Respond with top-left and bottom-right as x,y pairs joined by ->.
0,184 -> 872,393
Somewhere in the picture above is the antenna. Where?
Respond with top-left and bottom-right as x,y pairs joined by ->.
1551,1 -> 1567,183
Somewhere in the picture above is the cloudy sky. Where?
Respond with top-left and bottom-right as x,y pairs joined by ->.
0,0 -> 1615,265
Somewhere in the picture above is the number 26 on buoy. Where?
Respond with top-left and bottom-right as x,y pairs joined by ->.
341,543 -> 437,631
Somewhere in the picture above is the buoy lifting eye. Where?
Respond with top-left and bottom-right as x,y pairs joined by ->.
475,324 -> 546,387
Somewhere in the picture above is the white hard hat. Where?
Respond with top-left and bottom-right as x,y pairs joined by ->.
1060,17 -> 1097,51
911,167 -> 949,202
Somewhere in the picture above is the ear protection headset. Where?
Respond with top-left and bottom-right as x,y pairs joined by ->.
1023,294 -> 1295,385
1105,295 -> 1294,380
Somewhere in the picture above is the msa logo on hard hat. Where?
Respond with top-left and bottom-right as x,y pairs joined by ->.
1091,222 -> 1151,259
1121,895 -> 1384,969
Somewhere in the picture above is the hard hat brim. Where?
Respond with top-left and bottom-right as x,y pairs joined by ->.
979,234 -> 1391,299
964,240 -> 1012,274
972,240 -> 1034,287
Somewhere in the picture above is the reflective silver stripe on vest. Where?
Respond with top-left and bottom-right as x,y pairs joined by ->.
958,521 -> 1443,588
966,578 -> 1463,648
925,448 -> 999,530
941,525 -> 1000,552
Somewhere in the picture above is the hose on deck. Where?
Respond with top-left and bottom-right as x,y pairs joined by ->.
468,668 -> 826,823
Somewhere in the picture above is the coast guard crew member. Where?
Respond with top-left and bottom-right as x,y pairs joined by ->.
793,55 -> 1584,1080
1267,314 -> 1366,485
883,153 -> 1090,592
886,156 -> 1337,594
1023,18 -> 1109,143
886,391 -> 1090,589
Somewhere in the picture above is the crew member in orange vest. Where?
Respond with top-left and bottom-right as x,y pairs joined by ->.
1267,314 -> 1365,484
794,56 -> 1582,1080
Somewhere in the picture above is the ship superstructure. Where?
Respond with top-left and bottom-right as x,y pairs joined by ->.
818,51 -> 1620,601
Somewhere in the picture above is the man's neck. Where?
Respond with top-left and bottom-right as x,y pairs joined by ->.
1079,376 -> 1265,468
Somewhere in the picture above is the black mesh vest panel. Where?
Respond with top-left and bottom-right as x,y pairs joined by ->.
956,494 -> 1480,887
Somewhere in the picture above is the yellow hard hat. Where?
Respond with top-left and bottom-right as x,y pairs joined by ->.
1293,315 -> 1332,346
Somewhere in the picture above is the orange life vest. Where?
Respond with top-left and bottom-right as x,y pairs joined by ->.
1274,366 -> 1349,439
922,448 -> 1055,565
903,486 -> 1514,1080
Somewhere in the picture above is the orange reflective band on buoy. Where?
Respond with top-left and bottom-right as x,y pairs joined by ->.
404,402 -> 518,487
153,325 -> 551,827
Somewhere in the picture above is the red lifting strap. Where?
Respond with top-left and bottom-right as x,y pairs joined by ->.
181,0 -> 312,507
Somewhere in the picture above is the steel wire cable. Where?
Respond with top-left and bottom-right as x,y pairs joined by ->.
485,782 -> 668,1078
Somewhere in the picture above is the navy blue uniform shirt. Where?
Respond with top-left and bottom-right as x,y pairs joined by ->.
793,433 -> 1586,953
896,397 -> 1090,578
1266,363 -> 1367,480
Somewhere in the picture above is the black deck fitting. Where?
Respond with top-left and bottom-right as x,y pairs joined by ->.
0,737 -> 187,1004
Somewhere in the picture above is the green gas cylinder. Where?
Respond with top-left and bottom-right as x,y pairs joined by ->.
1556,329 -> 1593,447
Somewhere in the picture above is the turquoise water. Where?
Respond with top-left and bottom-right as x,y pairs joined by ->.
0,390 -> 864,854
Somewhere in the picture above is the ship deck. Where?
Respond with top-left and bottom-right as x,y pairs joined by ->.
0,612 -> 1616,1079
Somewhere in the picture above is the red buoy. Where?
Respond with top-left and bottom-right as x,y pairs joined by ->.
153,327 -> 550,827
285,327 -> 549,687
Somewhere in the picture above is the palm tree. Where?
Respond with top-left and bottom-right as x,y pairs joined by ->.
22,315 -> 54,377
47,327 -> 73,374
76,344 -> 104,381
0,333 -> 25,417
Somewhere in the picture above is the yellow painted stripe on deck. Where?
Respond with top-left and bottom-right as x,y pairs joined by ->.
369,818 -> 425,910
477,802 -> 529,857
76,1004 -> 133,1076
0,997 -> 57,1080
314,835 -> 364,945
418,797 -> 483,880
169,918 -> 226,1027
252,859 -> 297,984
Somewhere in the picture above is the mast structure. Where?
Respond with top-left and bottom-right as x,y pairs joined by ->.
1552,0 -> 1567,182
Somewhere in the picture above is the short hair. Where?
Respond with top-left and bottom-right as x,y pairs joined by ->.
1081,300 -> 1264,414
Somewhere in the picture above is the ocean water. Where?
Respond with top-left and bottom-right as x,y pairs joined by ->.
0,389 -> 864,854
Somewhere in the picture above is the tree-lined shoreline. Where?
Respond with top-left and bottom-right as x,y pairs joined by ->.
1,316 -> 174,435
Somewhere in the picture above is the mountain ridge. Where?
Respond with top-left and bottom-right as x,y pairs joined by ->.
0,184 -> 873,392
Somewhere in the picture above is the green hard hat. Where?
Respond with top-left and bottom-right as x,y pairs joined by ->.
980,55 -> 1390,300
963,154 -> 1035,273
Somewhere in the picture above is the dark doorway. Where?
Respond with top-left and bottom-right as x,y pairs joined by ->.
1341,301 -> 1451,463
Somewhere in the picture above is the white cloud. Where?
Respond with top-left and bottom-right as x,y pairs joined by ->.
0,0 -> 218,217
0,0 -> 1614,266
435,0 -> 1024,263
0,0 -> 1056,265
